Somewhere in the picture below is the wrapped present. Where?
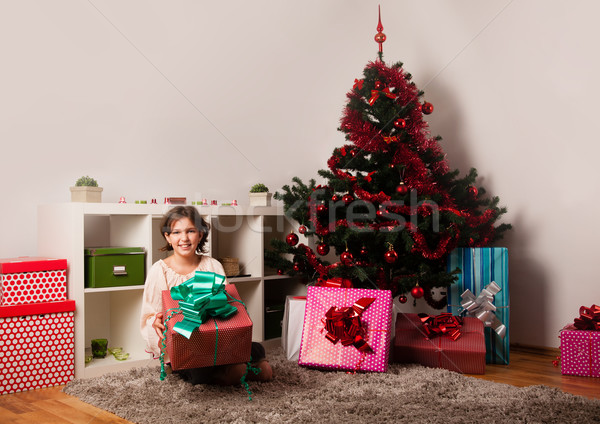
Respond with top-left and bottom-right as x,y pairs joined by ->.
0,300 -> 75,394
298,286 -> 392,373
559,305 -> 600,377
394,312 -> 486,374
0,257 -> 67,306
447,247 -> 509,364
281,295 -> 306,361
162,272 -> 252,371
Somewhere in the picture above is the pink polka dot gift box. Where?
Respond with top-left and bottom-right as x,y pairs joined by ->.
298,286 -> 393,373
559,305 -> 600,378
0,257 -> 67,306
0,300 -> 75,394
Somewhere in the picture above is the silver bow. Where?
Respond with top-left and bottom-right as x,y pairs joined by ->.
460,281 -> 506,339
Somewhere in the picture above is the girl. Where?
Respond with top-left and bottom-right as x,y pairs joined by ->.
140,206 -> 272,385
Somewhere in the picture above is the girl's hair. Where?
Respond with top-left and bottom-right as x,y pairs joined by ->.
159,206 -> 210,254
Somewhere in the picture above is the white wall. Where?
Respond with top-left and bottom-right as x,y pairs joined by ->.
1,0 -> 598,348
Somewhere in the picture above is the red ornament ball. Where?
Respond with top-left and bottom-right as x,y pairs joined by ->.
340,251 -> 354,266
374,80 -> 384,90
360,246 -> 368,257
317,243 -> 330,256
393,118 -> 406,129
277,269 -> 284,275
421,102 -> 434,115
396,182 -> 408,195
398,295 -> 408,304
384,249 -> 398,264
411,286 -> 425,299
468,186 -> 478,198
293,262 -> 301,272
342,194 -> 354,205
298,225 -> 307,234
316,203 -> 328,215
286,232 -> 299,246
331,194 -> 340,202
374,32 -> 386,44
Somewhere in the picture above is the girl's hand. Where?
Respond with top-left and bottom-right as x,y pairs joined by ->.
153,312 -> 165,340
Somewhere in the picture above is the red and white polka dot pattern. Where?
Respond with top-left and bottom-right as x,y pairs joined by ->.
0,270 -> 67,306
0,308 -> 75,394
298,286 -> 392,373
560,325 -> 600,378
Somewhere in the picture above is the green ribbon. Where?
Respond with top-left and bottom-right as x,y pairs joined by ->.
170,271 -> 238,339
159,271 -> 240,381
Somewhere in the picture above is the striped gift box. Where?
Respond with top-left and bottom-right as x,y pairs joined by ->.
447,247 -> 509,364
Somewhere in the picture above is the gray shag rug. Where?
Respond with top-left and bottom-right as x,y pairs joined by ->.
63,347 -> 600,424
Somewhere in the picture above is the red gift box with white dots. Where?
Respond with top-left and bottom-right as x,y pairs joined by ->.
162,284 -> 252,371
0,300 -> 75,394
298,286 -> 393,373
560,325 -> 600,378
0,257 -> 67,306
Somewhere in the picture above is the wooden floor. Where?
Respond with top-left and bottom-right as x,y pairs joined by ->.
0,345 -> 598,424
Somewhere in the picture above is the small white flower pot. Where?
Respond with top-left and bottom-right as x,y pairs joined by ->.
70,186 -> 103,203
248,192 -> 272,207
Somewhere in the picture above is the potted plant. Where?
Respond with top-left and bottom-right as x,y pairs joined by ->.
248,183 -> 272,206
70,176 -> 103,203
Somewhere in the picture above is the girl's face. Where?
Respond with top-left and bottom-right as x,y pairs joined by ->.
164,217 -> 201,258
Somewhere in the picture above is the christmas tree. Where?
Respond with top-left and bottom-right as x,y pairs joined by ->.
265,9 -> 511,308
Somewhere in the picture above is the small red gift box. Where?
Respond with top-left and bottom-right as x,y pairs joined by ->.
394,313 -> 486,374
0,257 -> 67,306
0,300 -> 75,394
162,284 -> 252,370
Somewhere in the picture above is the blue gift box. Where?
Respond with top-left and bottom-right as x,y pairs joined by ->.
447,247 -> 509,364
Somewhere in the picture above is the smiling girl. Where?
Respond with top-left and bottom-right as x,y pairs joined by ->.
139,206 -> 272,385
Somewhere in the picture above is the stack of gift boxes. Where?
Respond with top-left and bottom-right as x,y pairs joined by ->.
0,257 -> 75,395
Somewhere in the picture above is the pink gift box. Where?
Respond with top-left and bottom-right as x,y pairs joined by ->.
560,324 -> 600,377
0,257 -> 67,306
299,286 -> 392,372
0,300 -> 75,394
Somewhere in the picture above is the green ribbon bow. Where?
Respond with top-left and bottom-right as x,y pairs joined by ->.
169,271 -> 238,339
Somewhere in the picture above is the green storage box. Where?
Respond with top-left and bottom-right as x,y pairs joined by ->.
84,247 -> 146,288
264,304 -> 285,340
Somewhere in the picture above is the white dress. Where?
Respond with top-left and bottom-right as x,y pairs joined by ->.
139,256 -> 227,358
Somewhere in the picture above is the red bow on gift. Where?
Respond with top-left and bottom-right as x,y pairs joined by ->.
317,277 -> 353,289
418,312 -> 463,341
573,304 -> 600,330
323,297 -> 375,352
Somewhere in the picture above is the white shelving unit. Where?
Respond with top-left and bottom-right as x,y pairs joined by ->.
37,203 -> 307,379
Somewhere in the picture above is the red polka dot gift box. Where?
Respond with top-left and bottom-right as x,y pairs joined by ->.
0,257 -> 67,306
162,277 -> 252,371
0,300 -> 75,394
298,286 -> 393,373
